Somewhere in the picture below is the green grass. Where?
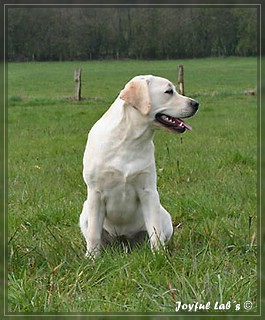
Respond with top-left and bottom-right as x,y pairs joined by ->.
7,58 -> 258,314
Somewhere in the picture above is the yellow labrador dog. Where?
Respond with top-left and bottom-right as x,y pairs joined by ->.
80,75 -> 199,258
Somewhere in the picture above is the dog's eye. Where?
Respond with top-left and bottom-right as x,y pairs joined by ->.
165,89 -> 173,95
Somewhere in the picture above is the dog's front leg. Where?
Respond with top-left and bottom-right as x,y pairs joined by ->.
138,189 -> 166,251
80,189 -> 105,259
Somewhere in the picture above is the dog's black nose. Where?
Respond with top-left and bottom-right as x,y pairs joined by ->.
189,99 -> 199,111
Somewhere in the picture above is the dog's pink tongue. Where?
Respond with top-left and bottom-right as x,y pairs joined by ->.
182,121 -> 192,131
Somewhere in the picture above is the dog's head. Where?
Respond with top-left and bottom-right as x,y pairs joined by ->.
120,75 -> 199,133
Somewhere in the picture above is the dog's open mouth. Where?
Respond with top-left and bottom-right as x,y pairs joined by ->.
155,113 -> 192,133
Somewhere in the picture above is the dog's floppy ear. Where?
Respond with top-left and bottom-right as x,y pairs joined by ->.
120,78 -> 151,115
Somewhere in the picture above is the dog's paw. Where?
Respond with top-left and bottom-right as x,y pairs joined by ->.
85,250 -> 99,261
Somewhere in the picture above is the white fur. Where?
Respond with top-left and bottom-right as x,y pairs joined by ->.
80,75 -> 198,259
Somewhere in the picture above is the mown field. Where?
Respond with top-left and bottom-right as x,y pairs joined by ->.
7,58 -> 258,315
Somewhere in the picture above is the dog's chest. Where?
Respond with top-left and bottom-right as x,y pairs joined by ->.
100,170 -> 141,223
94,168 -> 141,193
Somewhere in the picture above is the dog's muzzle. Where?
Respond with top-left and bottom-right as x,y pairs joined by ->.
155,99 -> 199,134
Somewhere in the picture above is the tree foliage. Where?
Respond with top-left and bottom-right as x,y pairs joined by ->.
7,7 -> 258,61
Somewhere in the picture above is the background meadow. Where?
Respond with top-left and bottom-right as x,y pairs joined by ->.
7,57 -> 258,314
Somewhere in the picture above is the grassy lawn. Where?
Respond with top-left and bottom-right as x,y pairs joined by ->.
7,57 -> 258,314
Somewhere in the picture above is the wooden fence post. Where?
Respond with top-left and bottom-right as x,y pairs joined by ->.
74,68 -> 81,101
178,64 -> 184,95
